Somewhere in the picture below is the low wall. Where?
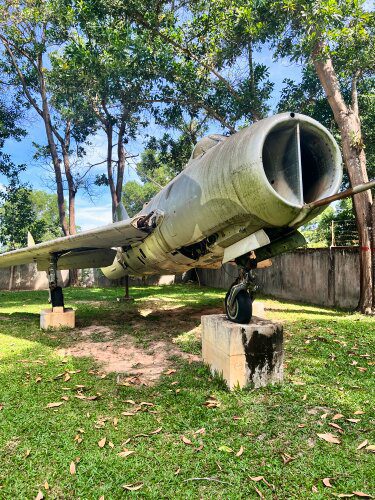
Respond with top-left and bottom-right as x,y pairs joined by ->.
0,264 -> 181,291
0,248 -> 360,309
0,264 -> 69,291
196,247 -> 360,309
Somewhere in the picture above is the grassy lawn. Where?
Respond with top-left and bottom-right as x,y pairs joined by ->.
0,284 -> 374,499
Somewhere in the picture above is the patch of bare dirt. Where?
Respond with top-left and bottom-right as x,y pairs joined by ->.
58,333 -> 200,384
78,325 -> 114,339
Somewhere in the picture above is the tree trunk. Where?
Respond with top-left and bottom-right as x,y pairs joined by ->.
116,116 -> 126,210
61,141 -> 79,286
39,70 -> 69,236
312,42 -> 373,313
105,123 -> 118,221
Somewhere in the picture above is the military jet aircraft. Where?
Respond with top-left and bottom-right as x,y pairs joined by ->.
0,112 -> 373,323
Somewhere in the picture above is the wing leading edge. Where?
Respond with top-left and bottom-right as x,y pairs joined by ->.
0,213 -> 158,270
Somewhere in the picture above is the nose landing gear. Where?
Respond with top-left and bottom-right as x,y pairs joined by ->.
224,262 -> 258,324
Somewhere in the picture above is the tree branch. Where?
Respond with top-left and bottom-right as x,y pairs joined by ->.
0,38 -> 43,118
129,10 -> 242,102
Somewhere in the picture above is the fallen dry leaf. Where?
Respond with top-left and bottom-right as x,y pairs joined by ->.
150,427 -> 162,435
317,432 -> 341,444
352,492 -> 373,498
250,476 -> 264,482
298,424 -> 306,428
194,428 -> 206,435
195,444 -> 204,452
175,467 -> 181,475
121,412 -> 135,416
35,377 -> 42,383
254,486 -> 265,499
64,373 -> 71,382
203,395 -> 220,408
181,435 -> 193,445
69,461 -> 76,475
281,453 -> 295,464
44,481 -> 49,490
346,418 -> 360,423
320,413 -> 329,419
354,410 -> 365,415
312,485 -> 318,493
365,444 -> 375,452
46,402 -> 64,408
113,417 -> 118,427
236,446 -> 244,457
332,413 -> 344,420
35,491 -> 44,500
323,477 -> 333,488
98,437 -> 106,448
123,482 -> 143,491
0,404 -> 3,411
108,441 -> 114,449
164,369 -> 176,375
117,450 -> 135,458
357,440 -> 368,450
61,396 -> 69,401
140,402 -> 154,407
329,422 -> 344,432
124,399 -> 136,405
25,449 -> 31,457
333,495 -> 354,498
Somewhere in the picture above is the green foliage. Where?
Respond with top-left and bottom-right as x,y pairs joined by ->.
122,180 -> 159,217
0,188 -> 62,251
278,68 -> 375,179
302,199 -> 357,247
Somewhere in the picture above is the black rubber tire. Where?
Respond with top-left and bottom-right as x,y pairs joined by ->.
225,290 -> 252,324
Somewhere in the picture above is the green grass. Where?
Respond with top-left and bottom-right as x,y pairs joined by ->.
0,284 -> 374,499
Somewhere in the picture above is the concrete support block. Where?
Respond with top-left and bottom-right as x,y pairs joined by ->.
201,314 -> 283,390
252,301 -> 265,318
40,307 -> 75,330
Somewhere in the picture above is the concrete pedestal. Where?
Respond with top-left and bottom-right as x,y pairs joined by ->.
40,307 -> 75,330
252,301 -> 265,318
201,314 -> 283,390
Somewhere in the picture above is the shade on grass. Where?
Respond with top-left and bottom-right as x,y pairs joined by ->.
0,285 -> 374,498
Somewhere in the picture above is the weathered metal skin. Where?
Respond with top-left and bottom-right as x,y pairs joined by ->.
102,112 -> 342,279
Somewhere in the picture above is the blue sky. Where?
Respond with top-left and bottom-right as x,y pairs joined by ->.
3,47 -> 302,231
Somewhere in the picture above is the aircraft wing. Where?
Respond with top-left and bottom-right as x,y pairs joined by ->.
0,213 -> 155,270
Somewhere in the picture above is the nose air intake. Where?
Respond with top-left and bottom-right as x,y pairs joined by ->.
262,120 -> 339,206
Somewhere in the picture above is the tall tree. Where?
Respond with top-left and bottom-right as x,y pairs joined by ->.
0,0 -> 92,237
0,187 -> 61,251
50,6 -> 170,220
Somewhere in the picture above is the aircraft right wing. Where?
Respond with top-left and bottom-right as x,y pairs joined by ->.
0,212 -> 160,270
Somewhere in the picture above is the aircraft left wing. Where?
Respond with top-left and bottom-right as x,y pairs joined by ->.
0,212 -> 158,270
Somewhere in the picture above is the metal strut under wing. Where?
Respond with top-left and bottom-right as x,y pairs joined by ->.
0,212 -> 161,270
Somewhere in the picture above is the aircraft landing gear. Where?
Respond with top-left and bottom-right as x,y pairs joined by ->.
224,267 -> 257,324
40,253 -> 75,329
48,253 -> 64,308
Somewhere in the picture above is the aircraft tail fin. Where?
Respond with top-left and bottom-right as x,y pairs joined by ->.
27,232 -> 35,247
113,202 -> 129,222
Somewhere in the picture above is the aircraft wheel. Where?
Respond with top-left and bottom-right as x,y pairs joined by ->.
225,290 -> 252,324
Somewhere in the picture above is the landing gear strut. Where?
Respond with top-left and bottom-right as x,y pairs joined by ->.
48,253 -> 64,308
225,257 -> 258,324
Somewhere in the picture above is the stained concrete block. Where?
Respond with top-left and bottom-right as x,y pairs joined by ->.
201,314 -> 283,390
40,307 -> 75,329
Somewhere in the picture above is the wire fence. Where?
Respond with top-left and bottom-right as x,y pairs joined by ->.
329,219 -> 375,247
330,219 -> 359,246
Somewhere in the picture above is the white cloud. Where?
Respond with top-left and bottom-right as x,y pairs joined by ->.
76,202 -> 113,231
